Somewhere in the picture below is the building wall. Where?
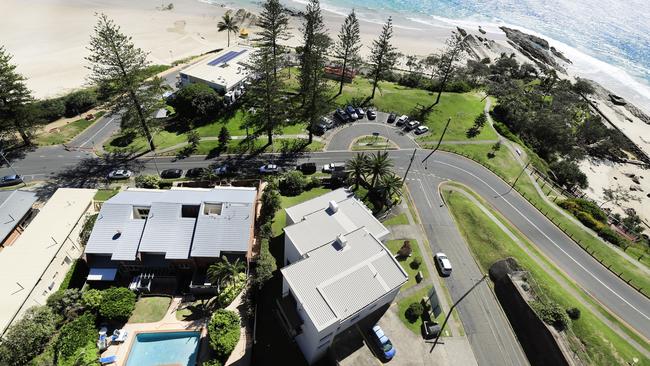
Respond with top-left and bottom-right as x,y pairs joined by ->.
284,234 -> 302,266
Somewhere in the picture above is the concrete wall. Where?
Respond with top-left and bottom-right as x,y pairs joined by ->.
284,234 -> 302,266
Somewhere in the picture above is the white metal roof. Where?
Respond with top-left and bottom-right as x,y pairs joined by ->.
284,188 -> 352,223
0,188 -> 96,334
0,190 -> 37,242
180,45 -> 253,90
281,228 -> 407,330
85,187 -> 256,260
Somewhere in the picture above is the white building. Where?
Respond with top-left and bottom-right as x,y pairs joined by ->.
179,45 -> 253,94
279,189 -> 407,364
0,188 -> 96,335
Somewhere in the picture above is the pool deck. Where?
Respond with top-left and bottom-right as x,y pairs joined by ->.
101,297 -> 209,366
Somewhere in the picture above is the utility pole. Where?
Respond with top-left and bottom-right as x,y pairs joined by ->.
430,274 -> 488,352
421,117 -> 452,168
403,149 -> 417,182
505,161 -> 530,195
147,134 -> 161,176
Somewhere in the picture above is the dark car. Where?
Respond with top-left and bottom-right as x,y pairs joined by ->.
387,113 -> 397,123
309,123 -> 327,136
185,167 -> 208,178
0,174 -> 22,186
367,109 -> 377,120
297,162 -> 317,174
345,105 -> 359,120
334,108 -> 350,123
160,169 -> 183,179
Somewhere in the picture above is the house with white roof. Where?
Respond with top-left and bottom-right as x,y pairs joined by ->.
0,190 -> 37,247
179,45 -> 253,95
83,187 -> 257,291
278,189 -> 407,364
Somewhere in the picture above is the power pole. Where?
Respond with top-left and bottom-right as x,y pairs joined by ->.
421,117 -> 452,168
430,274 -> 488,352
505,161 -> 530,194
403,149 -> 417,182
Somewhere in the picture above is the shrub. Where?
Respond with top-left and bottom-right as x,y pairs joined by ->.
531,301 -> 570,331
80,214 -> 98,246
64,89 -> 97,117
410,256 -> 422,269
168,83 -> 222,120
260,187 -> 281,221
135,174 -> 161,189
398,240 -> 412,257
218,126 -> 231,146
217,273 -> 247,307
253,238 -> 277,289
82,289 -> 104,311
566,307 -> 581,320
46,288 -> 85,320
0,306 -> 59,366
202,360 -> 223,366
279,171 -> 308,196
56,313 -> 96,359
208,310 -> 241,360
99,287 -> 136,321
308,176 -> 321,189
405,302 -> 423,322
36,98 -> 66,122
187,130 -> 200,148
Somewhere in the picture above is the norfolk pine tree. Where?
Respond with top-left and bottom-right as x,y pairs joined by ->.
256,0 -> 289,81
0,46 -> 35,145
86,14 -> 163,151
334,10 -> 361,95
430,32 -> 468,107
368,17 -> 398,99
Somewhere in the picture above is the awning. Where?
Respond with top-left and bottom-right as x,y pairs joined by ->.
87,268 -> 118,281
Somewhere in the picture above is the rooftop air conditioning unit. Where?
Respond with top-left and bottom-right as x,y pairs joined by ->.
336,234 -> 347,249
328,200 -> 339,213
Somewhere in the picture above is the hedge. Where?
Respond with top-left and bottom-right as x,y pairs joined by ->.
56,313 -> 96,359
99,287 -> 136,321
208,310 -> 241,361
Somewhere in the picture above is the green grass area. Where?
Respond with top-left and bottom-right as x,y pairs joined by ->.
94,188 -> 120,201
128,296 -> 171,323
386,239 -> 428,291
443,188 -> 649,365
163,138 -> 324,156
382,213 -> 409,226
271,187 -> 332,236
437,143 -> 650,291
351,135 -> 398,151
34,111 -> 106,146
396,286 -> 445,336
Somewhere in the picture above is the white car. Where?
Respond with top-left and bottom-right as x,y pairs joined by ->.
404,120 -> 421,131
259,164 -> 280,174
322,162 -> 346,173
414,126 -> 429,135
435,252 -> 452,276
107,169 -> 132,180
396,115 -> 409,126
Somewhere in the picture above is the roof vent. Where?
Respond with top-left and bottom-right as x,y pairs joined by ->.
328,200 -> 339,213
336,234 -> 347,249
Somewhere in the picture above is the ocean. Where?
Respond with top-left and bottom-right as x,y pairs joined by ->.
206,0 -> 650,113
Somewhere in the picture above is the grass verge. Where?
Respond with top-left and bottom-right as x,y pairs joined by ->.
129,296 -> 171,323
386,239 -> 428,291
382,213 -> 409,226
94,188 -> 120,202
34,111 -> 106,146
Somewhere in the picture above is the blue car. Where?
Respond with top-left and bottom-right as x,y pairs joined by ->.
371,325 -> 396,360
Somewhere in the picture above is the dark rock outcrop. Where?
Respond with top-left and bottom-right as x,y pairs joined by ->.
500,26 -> 570,72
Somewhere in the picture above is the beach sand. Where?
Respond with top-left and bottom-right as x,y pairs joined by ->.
0,0 -> 485,99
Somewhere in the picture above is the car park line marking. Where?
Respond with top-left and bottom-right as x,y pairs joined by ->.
436,160 -> 650,321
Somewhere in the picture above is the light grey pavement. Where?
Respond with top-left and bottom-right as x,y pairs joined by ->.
67,113 -> 121,150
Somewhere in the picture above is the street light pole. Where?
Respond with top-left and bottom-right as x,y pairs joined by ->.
430,274 -> 488,352
147,134 -> 161,176
504,161 -> 530,195
403,149 -> 417,182
421,117 -> 452,168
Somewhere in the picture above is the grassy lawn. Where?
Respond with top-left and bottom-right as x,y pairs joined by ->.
34,111 -> 106,146
162,138 -> 324,156
443,188 -> 648,365
382,213 -> 409,226
94,188 -> 120,201
396,286 -> 446,336
351,135 -> 398,151
271,187 -> 332,236
385,239 -> 428,291
437,143 -> 650,291
128,296 -> 171,323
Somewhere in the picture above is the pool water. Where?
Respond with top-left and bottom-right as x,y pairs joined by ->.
126,331 -> 200,366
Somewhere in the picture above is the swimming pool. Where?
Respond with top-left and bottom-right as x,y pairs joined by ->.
126,331 -> 200,366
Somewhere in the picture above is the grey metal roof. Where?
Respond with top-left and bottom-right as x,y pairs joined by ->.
85,187 -> 256,261
285,188 -> 352,223
0,190 -> 37,243
281,228 -> 408,330
283,196 -> 389,256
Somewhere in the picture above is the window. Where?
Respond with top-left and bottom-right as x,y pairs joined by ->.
133,207 -> 150,219
63,256 -> 72,265
318,342 -> 330,349
319,333 -> 333,342
52,271 -> 58,279
203,203 -> 223,216
182,205 -> 200,218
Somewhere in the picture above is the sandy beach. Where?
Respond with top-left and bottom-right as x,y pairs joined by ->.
0,0 -> 482,99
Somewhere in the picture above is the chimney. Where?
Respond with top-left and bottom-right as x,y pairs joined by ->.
328,200 -> 339,213
336,234 -> 347,249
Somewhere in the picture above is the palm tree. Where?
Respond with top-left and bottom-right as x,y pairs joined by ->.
346,153 -> 371,189
207,256 -> 246,288
218,11 -> 240,47
378,173 -> 403,207
369,151 -> 393,188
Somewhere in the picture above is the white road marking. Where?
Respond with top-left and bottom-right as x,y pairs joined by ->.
80,117 -> 115,147
436,160 -> 650,321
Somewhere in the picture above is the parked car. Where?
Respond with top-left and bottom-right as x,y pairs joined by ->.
259,164 -> 280,174
320,116 -> 334,129
185,167 -> 208,178
213,165 -> 230,175
297,162 -> 317,174
160,169 -> 183,179
345,105 -> 358,120
322,162 -> 346,173
414,126 -> 429,135
387,113 -> 397,123
404,120 -> 421,131
0,174 -> 22,186
309,122 -> 327,136
435,252 -> 452,276
334,108 -> 351,123
107,169 -> 132,180
355,107 -> 365,118
371,325 -> 396,360
396,115 -> 409,126
367,109 -> 377,120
